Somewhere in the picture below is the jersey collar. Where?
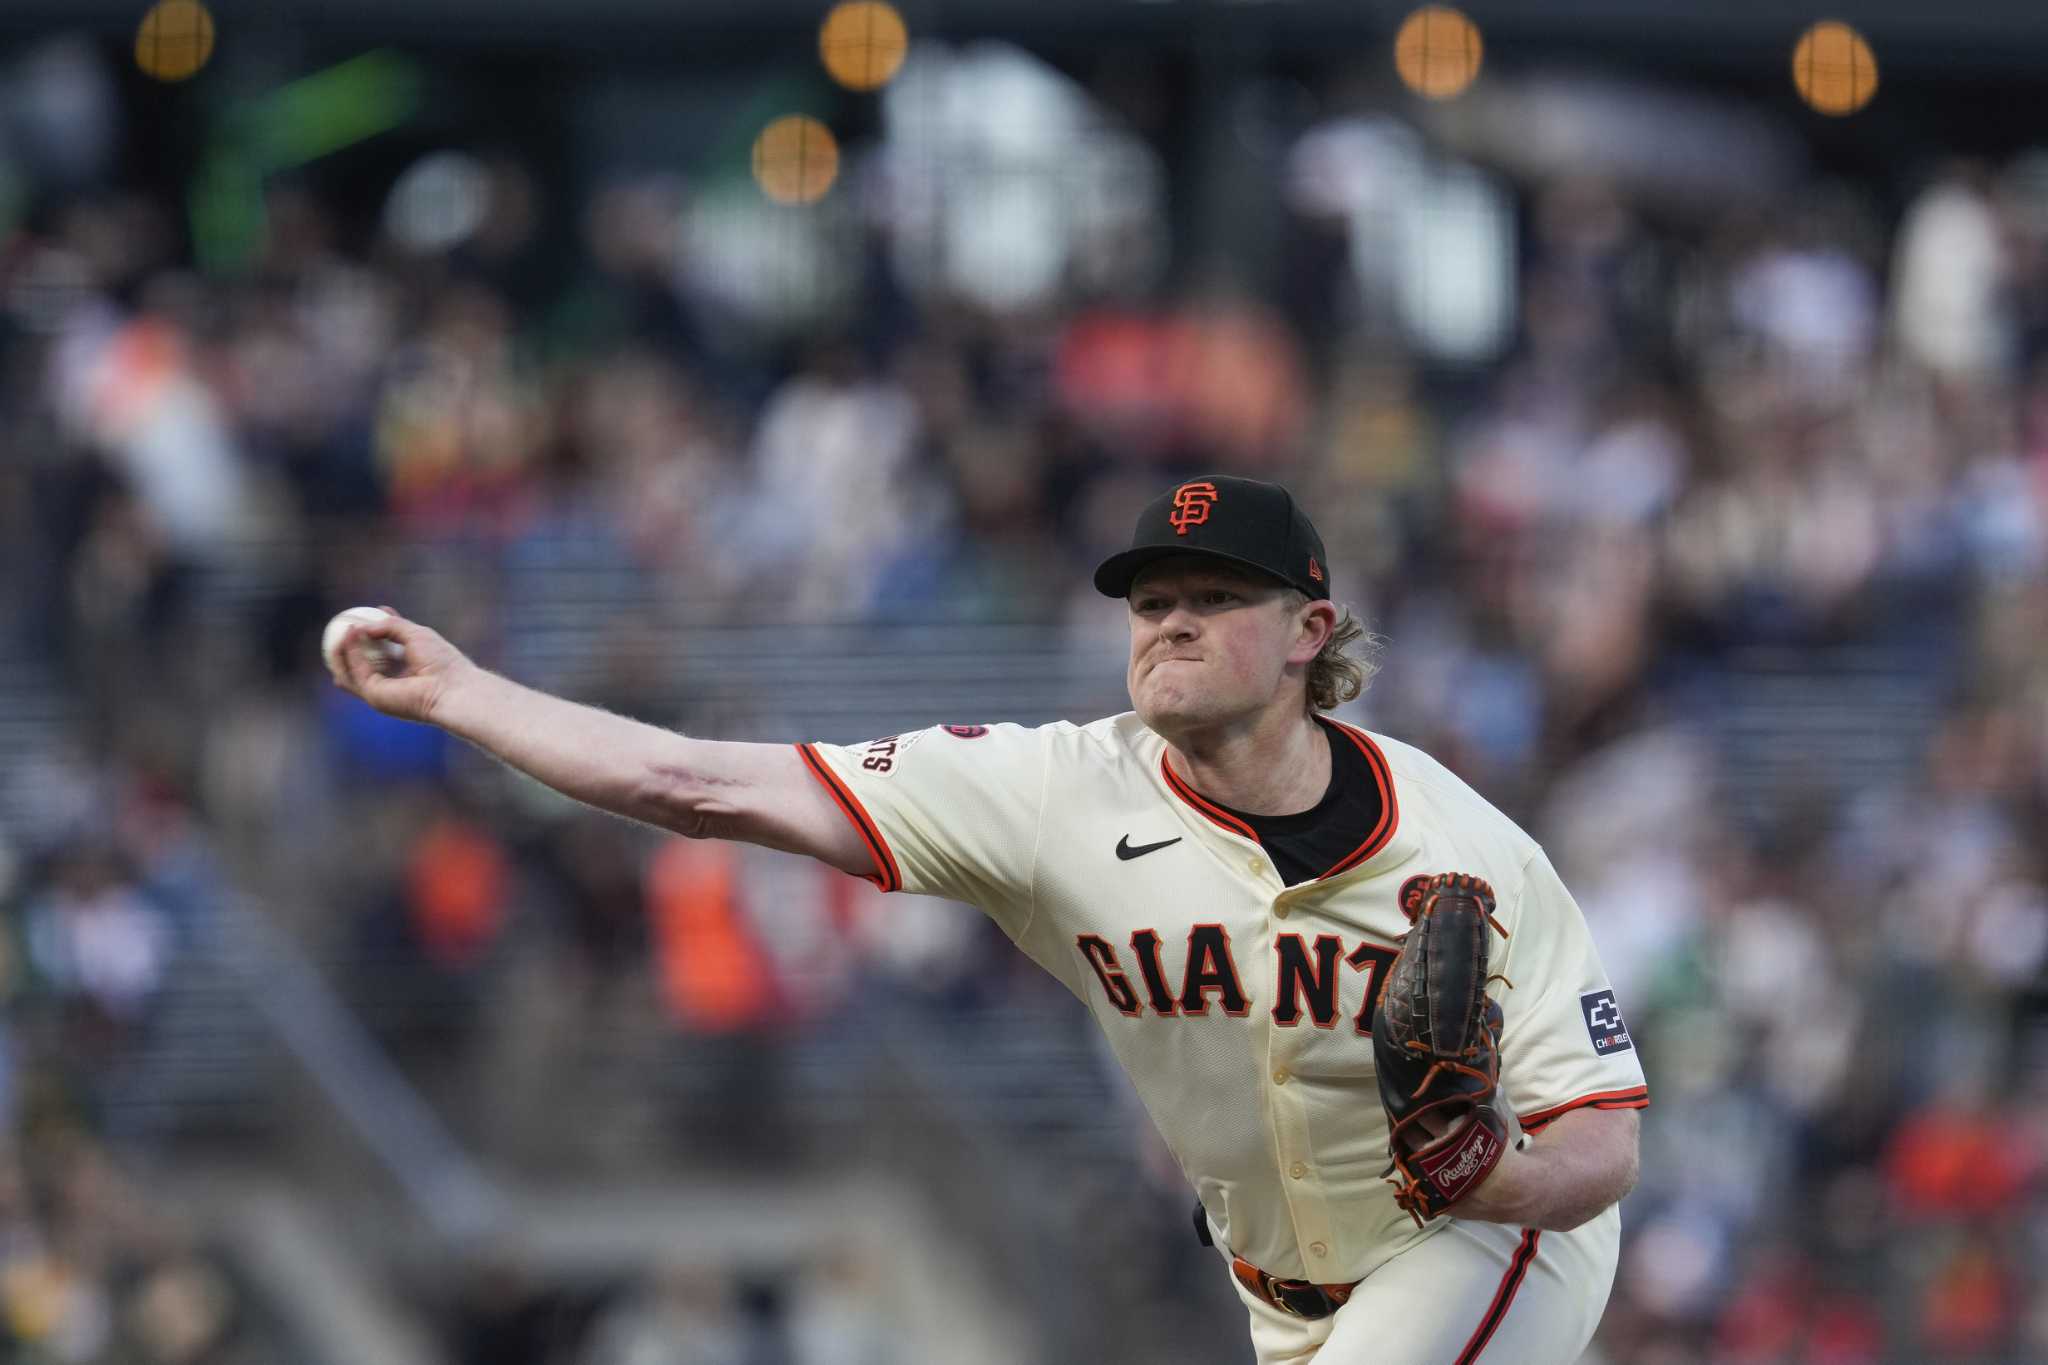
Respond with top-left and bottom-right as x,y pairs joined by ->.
1157,718 -> 1405,881
1314,719 -> 1402,880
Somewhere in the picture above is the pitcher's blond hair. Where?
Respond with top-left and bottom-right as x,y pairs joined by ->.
1289,594 -> 1381,712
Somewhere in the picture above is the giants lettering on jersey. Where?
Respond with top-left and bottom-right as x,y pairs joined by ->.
856,729 -> 931,774
1079,930 -> 1400,1032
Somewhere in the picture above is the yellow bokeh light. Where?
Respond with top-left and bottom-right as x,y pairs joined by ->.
1792,21 -> 1878,116
819,0 -> 908,92
752,116 -> 840,206
1394,6 -> 1483,100
135,0 -> 216,83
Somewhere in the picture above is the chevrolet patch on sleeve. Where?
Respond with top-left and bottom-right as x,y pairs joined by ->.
1580,989 -> 1633,1056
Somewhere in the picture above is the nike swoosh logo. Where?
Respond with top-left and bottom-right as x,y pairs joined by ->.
1116,835 -> 1183,861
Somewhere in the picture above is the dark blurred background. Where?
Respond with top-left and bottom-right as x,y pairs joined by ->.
1,1 -> 2046,1361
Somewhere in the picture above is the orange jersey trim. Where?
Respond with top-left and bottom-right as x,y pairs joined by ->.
1454,1228 -> 1540,1364
1517,1086 -> 1650,1136
1314,720 -> 1399,880
1160,755 -> 1262,843
1158,723 -> 1400,879
794,744 -> 903,893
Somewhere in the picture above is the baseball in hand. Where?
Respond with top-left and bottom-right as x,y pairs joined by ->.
322,606 -> 406,679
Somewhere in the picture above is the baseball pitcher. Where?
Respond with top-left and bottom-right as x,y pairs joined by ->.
329,475 -> 1648,1363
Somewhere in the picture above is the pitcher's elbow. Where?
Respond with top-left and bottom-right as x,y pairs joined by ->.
638,763 -> 716,836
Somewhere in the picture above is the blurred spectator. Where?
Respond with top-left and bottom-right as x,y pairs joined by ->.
742,342 -> 940,616
577,1267 -> 749,1365
786,1252 -> 901,1365
22,847 -> 169,1043
405,813 -> 512,971
1893,164 -> 2013,387
645,839 -> 781,1035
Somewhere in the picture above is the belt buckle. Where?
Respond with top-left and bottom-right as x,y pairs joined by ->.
1270,1278 -> 1331,1321
1231,1256 -> 1337,1322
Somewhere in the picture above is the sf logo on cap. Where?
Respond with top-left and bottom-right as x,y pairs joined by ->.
1169,481 -> 1219,535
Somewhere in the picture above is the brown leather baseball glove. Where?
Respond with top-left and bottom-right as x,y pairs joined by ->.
1372,872 -> 1511,1226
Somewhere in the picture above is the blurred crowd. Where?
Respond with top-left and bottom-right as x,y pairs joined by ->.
0,960 -> 272,1364
0,30 -> 2047,1365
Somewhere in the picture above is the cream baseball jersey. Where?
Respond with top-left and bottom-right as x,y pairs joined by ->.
797,714 -> 1648,1284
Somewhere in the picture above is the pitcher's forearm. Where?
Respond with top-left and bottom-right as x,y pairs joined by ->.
1455,1107 -> 1639,1231
327,613 -> 857,858
431,667 -> 713,829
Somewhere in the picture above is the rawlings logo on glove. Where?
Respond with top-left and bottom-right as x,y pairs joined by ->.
1372,872 -> 1512,1226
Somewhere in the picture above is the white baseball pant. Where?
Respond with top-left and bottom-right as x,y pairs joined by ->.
1228,1207 -> 1619,1364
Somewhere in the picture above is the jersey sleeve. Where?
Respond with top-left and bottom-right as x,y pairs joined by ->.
1493,849 -> 1650,1134
796,724 -> 1048,938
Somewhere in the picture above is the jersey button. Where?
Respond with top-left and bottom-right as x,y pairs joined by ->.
1272,1067 -> 1289,1085
1246,856 -> 1263,876
1309,1242 -> 1328,1259
1273,902 -> 1291,919
1289,1162 -> 1307,1179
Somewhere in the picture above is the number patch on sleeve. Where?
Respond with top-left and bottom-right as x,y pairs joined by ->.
1579,989 -> 1633,1056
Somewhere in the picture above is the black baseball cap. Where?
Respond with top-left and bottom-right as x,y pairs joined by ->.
1093,475 -> 1331,601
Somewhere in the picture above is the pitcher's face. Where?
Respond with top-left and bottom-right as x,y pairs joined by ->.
1126,559 -> 1309,736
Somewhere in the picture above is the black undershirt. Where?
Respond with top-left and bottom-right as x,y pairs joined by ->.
1214,719 -> 1385,886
